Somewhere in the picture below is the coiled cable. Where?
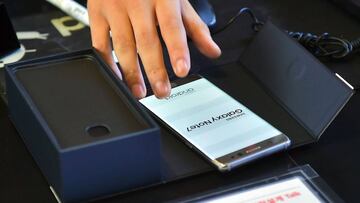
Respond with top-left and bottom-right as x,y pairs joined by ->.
212,7 -> 359,59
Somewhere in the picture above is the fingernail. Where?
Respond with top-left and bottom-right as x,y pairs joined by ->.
175,59 -> 189,77
206,35 -> 222,57
211,40 -> 221,54
131,84 -> 145,99
155,81 -> 170,98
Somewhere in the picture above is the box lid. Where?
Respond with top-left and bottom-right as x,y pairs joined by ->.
239,21 -> 354,141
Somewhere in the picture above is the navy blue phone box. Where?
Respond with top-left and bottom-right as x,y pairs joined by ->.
5,49 -> 162,202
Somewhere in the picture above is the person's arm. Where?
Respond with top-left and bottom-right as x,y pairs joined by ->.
88,0 -> 221,99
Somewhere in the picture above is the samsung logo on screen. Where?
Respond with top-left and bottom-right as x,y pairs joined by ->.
165,88 -> 194,100
186,109 -> 245,132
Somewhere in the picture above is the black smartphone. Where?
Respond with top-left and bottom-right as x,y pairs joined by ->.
140,75 -> 291,171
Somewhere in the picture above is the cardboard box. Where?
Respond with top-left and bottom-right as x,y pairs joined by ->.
5,49 -> 161,202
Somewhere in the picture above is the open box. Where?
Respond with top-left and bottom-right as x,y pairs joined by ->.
5,50 -> 162,202
4,22 -> 354,202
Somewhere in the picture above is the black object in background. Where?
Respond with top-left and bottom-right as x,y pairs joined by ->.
331,0 -> 360,20
1,0 -> 54,17
75,0 -> 87,6
0,2 -> 20,58
239,21 -> 354,141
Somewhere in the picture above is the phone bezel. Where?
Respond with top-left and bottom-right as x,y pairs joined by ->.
141,75 -> 291,172
145,75 -> 202,97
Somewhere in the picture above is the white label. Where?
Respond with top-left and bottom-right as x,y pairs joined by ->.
204,177 -> 323,203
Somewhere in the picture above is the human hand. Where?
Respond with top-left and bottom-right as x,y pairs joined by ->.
88,0 -> 221,99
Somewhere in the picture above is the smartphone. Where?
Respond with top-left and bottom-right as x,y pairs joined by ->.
140,75 -> 291,171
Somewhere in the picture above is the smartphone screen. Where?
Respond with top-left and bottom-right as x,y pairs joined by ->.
140,76 -> 290,170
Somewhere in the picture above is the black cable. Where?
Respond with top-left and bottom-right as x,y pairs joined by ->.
286,31 -> 360,59
212,7 -> 264,35
212,7 -> 360,59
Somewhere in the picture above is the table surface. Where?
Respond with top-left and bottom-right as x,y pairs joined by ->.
1,0 -> 360,202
